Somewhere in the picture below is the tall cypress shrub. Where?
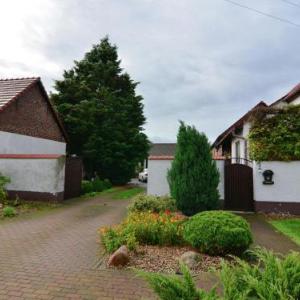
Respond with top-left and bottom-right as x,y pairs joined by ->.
168,122 -> 220,215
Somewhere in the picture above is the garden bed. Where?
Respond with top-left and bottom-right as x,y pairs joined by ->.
103,245 -> 223,274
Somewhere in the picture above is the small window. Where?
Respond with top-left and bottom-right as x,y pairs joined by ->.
235,141 -> 240,163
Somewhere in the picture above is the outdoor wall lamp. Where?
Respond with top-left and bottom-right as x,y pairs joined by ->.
262,170 -> 274,185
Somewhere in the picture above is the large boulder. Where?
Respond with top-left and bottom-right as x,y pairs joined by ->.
179,251 -> 202,269
108,245 -> 129,267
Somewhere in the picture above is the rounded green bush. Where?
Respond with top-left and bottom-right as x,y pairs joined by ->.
183,210 -> 252,256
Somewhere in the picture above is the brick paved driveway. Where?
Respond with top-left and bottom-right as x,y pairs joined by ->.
0,195 -> 155,300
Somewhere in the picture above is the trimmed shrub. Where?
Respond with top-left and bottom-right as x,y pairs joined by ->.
3,206 -> 17,218
81,177 -> 112,195
128,194 -> 176,213
183,211 -> 252,255
168,122 -> 220,216
100,211 -> 185,253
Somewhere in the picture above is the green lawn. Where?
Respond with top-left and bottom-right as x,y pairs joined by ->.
270,218 -> 300,246
112,187 -> 144,199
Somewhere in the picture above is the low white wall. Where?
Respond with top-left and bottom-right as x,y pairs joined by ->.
0,157 -> 65,194
253,161 -> 300,203
147,159 -> 225,200
0,131 -> 66,154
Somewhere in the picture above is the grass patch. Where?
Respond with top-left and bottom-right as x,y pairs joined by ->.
112,187 -> 144,200
0,201 -> 61,221
80,187 -> 123,199
270,218 -> 300,246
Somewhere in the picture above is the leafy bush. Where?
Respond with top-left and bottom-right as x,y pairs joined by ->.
249,105 -> 300,161
128,194 -> 176,213
168,122 -> 220,216
100,211 -> 185,253
140,248 -> 300,300
81,177 -> 112,195
0,173 -> 10,203
138,262 -> 218,300
2,206 -> 17,217
183,211 -> 252,255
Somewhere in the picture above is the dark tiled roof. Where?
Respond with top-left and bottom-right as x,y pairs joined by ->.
149,143 -> 176,157
271,82 -> 300,107
0,77 -> 39,110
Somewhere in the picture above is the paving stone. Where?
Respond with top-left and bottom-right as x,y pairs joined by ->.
0,195 -> 156,299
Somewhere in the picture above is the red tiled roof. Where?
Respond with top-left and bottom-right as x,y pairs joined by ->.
0,77 -> 68,141
0,77 -> 39,111
270,82 -> 300,107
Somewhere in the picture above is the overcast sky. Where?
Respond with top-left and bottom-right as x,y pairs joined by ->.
0,0 -> 299,143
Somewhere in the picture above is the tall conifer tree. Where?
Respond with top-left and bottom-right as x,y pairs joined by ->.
51,37 -> 149,184
168,122 -> 219,215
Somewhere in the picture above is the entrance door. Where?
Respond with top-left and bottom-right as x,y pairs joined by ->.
224,162 -> 253,211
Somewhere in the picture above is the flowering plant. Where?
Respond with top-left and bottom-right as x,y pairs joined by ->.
99,211 -> 186,253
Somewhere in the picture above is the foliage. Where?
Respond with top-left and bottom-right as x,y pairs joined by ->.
270,218 -> 300,246
219,248 -> 300,300
168,122 -> 220,215
81,178 -> 112,195
137,262 -> 219,300
2,206 -> 17,218
100,211 -> 185,253
140,248 -> 300,300
111,187 -> 144,200
249,105 -> 300,161
128,193 -> 176,213
183,211 -> 252,256
51,37 -> 149,184
0,173 -> 10,203
100,227 -> 137,253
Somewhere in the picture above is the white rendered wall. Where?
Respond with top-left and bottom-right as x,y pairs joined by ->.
0,158 -> 65,194
147,160 -> 172,196
147,159 -> 225,200
0,131 -> 66,154
231,121 -> 251,163
253,161 -> 300,203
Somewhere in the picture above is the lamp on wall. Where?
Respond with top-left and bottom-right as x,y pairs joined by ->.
262,170 -> 274,185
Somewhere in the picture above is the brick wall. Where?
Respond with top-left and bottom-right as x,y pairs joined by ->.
0,84 -> 65,142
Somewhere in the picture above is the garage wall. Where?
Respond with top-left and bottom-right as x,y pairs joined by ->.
0,157 -> 65,201
147,159 -> 225,200
147,159 -> 172,196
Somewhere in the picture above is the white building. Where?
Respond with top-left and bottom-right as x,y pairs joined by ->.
0,77 -> 69,201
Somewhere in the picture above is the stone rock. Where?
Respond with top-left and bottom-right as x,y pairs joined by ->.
0,203 -> 3,209
108,245 -> 129,267
179,251 -> 202,269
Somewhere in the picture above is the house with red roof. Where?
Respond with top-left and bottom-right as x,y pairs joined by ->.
212,83 -> 300,163
0,77 -> 79,201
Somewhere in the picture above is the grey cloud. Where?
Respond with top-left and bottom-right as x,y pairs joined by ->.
1,0 -> 300,143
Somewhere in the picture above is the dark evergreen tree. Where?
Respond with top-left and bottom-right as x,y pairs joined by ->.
51,37 -> 149,184
168,122 -> 220,215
